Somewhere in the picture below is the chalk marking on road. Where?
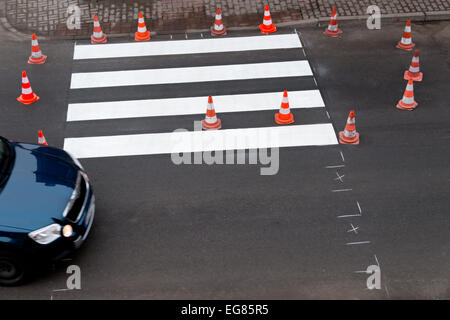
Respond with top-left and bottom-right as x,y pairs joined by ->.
326,111 -> 330,119
346,241 -> 371,246
334,172 -> 345,182
357,201 -> 362,214
354,270 -> 368,273
63,123 -> 338,159
70,60 -> 313,89
66,90 -> 325,121
374,254 -> 380,267
332,188 -> 352,193
385,285 -> 390,298
52,288 -> 72,292
337,214 -> 361,218
325,165 -> 345,169
347,224 -> 359,234
340,151 -> 345,162
73,34 -> 303,60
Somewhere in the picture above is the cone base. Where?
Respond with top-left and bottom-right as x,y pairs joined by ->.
275,113 -> 294,125
396,100 -> 418,111
259,24 -> 277,34
91,34 -> 108,44
396,41 -> 415,51
339,132 -> 359,145
211,26 -> 227,36
38,142 -> 48,146
404,70 -> 423,82
135,31 -> 151,41
324,28 -> 343,37
17,93 -> 39,105
28,54 -> 47,64
202,119 -> 222,130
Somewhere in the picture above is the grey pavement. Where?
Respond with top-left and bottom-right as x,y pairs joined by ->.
0,20 -> 449,299
2,0 -> 450,38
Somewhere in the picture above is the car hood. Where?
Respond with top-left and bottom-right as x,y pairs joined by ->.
0,143 -> 79,231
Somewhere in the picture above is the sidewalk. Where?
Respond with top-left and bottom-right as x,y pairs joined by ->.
2,0 -> 450,39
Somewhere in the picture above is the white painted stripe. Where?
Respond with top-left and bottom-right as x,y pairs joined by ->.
73,34 -> 302,60
70,60 -> 313,89
67,90 -> 325,121
63,123 -> 338,159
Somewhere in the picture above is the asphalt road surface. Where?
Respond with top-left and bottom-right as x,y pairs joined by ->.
0,20 -> 449,299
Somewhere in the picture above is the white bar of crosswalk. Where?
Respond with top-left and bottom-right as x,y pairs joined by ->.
73,34 -> 302,60
64,124 -> 338,159
70,60 -> 313,89
67,90 -> 325,121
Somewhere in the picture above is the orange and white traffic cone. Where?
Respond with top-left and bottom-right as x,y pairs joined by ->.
17,71 -> 39,105
396,79 -> 418,111
202,96 -> 222,130
135,12 -> 151,41
275,90 -> 294,124
28,33 -> 47,64
339,110 -> 359,145
38,130 -> 48,145
324,7 -> 342,37
404,49 -> 423,82
396,19 -> 415,51
259,5 -> 277,34
211,8 -> 227,36
91,14 -> 107,44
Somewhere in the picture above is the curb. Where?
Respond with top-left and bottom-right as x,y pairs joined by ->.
0,5 -> 449,41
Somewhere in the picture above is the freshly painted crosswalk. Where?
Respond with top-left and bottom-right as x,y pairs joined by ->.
67,90 -> 325,121
64,124 -> 338,159
73,34 -> 303,60
65,33 -> 337,159
70,61 -> 312,89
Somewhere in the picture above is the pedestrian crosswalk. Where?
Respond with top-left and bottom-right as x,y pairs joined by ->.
64,33 -> 338,159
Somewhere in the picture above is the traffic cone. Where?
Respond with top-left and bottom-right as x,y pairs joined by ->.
396,79 -> 418,111
275,90 -> 294,124
324,7 -> 343,37
28,33 -> 47,64
202,96 -> 222,130
38,130 -> 48,146
259,5 -> 277,34
339,110 -> 359,145
91,14 -> 107,44
135,12 -> 151,41
17,71 -> 39,105
396,19 -> 415,51
404,49 -> 423,82
211,8 -> 227,36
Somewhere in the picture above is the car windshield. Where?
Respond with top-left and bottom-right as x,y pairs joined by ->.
0,138 -> 13,186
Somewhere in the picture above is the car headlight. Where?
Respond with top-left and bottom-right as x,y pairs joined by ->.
67,151 -> 84,170
28,224 -> 62,245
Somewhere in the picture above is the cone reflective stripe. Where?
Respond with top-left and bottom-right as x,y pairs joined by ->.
259,5 -> 276,34
28,33 -> 47,64
396,19 -> 415,51
396,79 -> 418,110
17,71 -> 39,105
202,96 -> 222,130
324,7 -> 343,37
339,110 -> 359,145
135,12 -> 151,41
275,90 -> 294,124
404,49 -> 423,81
38,130 -> 48,146
91,14 -> 107,44
211,8 -> 227,36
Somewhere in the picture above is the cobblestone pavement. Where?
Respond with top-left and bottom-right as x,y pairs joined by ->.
3,0 -> 450,38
